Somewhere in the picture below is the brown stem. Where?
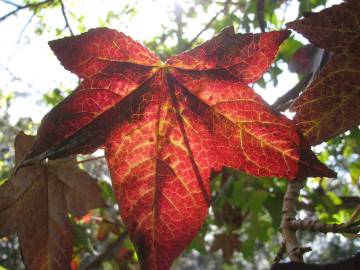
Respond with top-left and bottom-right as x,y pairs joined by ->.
291,206 -> 360,234
290,219 -> 360,234
280,178 -> 310,262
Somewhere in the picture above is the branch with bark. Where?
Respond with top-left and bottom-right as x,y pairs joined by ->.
291,207 -> 360,235
279,178 -> 360,264
280,178 -> 310,262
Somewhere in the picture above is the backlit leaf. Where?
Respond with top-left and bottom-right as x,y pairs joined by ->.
21,27 -> 334,270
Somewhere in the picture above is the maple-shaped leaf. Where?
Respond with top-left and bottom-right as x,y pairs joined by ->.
287,0 -> 360,145
21,27 -> 334,270
0,132 -> 105,270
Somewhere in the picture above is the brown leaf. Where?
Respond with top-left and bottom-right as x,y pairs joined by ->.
287,1 -> 360,145
0,132 -> 105,270
210,232 -> 241,263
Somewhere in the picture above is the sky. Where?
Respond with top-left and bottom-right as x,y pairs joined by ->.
0,0 -> 342,125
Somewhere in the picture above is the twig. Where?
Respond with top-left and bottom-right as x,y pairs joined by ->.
16,12 -> 36,44
290,206 -> 360,234
182,7 -> 225,52
273,242 -> 286,264
79,232 -> 128,270
0,0 -> 53,22
1,0 -> 20,8
0,64 -> 37,92
290,219 -> 360,234
280,178 -> 310,262
59,0 -> 74,36
256,0 -> 266,32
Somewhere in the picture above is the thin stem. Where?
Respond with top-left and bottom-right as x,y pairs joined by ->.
273,242 -> 286,264
59,0 -> 74,36
182,7 -> 225,52
290,206 -> 360,234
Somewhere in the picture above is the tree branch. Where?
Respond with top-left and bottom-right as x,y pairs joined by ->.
1,0 -> 21,8
280,178 -> 310,262
59,0 -> 74,36
0,0 -> 53,22
291,206 -> 360,234
290,219 -> 360,234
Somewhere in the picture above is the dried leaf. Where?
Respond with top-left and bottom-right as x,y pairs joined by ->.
287,0 -> 360,145
0,132 -> 105,270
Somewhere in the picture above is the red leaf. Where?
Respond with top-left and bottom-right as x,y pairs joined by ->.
287,1 -> 360,144
0,132 -> 105,270
22,27 -> 334,270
